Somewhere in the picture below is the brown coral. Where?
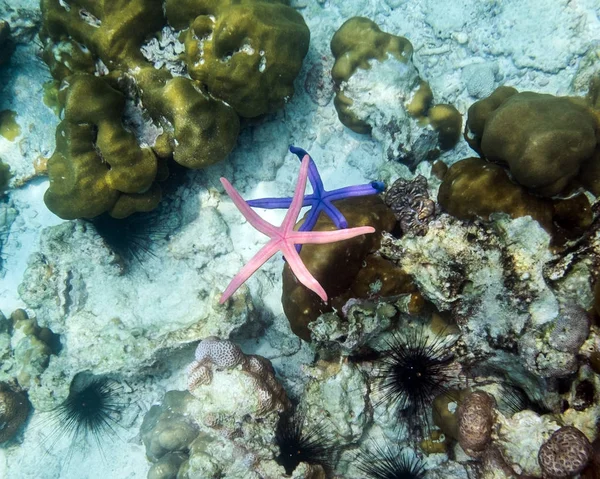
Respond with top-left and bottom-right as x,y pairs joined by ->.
538,426 -> 592,478
0,383 -> 30,442
465,87 -> 600,197
457,390 -> 496,455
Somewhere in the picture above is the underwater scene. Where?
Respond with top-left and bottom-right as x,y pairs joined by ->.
1,0 -> 600,478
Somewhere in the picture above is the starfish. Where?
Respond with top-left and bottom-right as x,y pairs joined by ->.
219,154 -> 376,303
247,145 -> 385,233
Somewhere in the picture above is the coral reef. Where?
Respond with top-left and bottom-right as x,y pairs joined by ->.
281,194 -> 409,340
15,220 -> 258,410
219,153 -> 376,304
330,17 -> 462,167
187,337 -> 290,414
39,0 -> 309,218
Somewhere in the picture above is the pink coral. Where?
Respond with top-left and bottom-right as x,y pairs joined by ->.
187,337 -> 290,414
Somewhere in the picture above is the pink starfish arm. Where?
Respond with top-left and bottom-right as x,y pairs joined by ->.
281,154 -> 311,232
281,242 -> 328,301
291,226 -> 376,245
220,177 -> 279,238
219,240 -> 281,304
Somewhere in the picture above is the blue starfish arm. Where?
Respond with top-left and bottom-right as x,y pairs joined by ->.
289,145 -> 325,196
325,182 -> 385,202
322,201 -> 349,229
298,203 -> 324,232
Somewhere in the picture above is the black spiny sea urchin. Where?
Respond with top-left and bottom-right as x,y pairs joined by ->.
41,374 -> 123,460
88,210 -> 172,268
357,442 -> 425,479
275,411 -> 336,476
376,328 -> 455,427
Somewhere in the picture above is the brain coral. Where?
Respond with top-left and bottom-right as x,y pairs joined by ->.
538,426 -> 592,478
457,390 -> 495,455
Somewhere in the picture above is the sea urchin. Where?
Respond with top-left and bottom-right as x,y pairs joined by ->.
357,442 -> 425,479
376,328 -> 455,426
41,374 -> 123,458
275,411 -> 336,476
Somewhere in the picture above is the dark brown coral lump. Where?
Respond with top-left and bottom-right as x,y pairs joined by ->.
538,426 -> 592,478
457,390 -> 495,454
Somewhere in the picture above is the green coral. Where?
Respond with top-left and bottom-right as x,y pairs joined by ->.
330,17 -> 461,149
44,74 -> 160,219
174,0 -> 310,118
438,157 -> 594,239
40,0 -> 308,218
438,158 -> 555,232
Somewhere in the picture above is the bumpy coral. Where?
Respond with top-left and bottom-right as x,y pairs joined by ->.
140,390 -> 200,463
40,0 -> 308,218
0,309 -> 60,393
330,17 -> 461,166
143,341 -> 295,478
438,157 -> 554,232
0,382 -> 30,442
548,303 -> 590,354
44,74 -> 161,219
172,0 -> 310,118
538,426 -> 592,478
465,86 -> 600,197
187,337 -> 289,414
457,390 -> 496,455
